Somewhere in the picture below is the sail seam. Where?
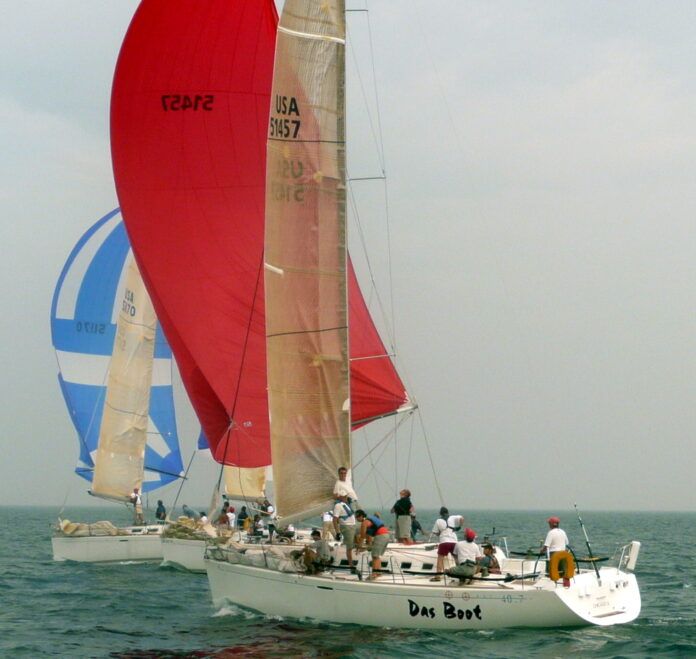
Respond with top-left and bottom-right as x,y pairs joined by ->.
268,325 -> 347,338
278,25 -> 345,45
268,138 -> 344,144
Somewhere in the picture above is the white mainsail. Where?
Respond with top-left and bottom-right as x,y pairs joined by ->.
92,257 -> 156,500
264,0 -> 349,521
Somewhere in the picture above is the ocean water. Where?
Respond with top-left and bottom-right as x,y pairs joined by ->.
1,506 -> 694,658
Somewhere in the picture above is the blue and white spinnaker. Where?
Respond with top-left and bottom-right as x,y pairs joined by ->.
50,209 -> 183,493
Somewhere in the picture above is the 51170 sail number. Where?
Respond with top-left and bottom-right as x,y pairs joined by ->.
160,94 -> 214,111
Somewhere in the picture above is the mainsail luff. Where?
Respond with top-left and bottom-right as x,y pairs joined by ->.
265,0 -> 349,519
92,258 -> 156,499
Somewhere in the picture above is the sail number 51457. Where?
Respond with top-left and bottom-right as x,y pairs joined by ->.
269,117 -> 300,139
161,94 -> 214,111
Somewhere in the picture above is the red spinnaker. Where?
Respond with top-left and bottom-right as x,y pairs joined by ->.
111,0 -> 407,468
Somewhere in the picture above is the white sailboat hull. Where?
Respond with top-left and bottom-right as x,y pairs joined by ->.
161,537 -> 207,572
205,560 -> 640,630
52,527 -> 163,563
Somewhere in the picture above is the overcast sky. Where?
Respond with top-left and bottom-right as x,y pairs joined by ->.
2,1 -> 695,513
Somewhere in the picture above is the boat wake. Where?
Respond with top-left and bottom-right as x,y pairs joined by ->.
212,604 -> 259,620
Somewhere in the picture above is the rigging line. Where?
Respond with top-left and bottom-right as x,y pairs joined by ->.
415,8 -> 464,154
357,429 -> 384,509
404,411 -> 415,485
170,448 -> 197,517
409,6 -> 541,429
417,10 -> 540,422
360,445 -> 394,499
356,424 -> 401,495
364,0 -> 396,350
416,406 -> 444,506
353,411 -> 412,469
372,426 -> 398,475
218,252 -> 265,490
346,17 -> 384,175
57,483 -> 72,520
395,414 -> 398,499
364,0 -> 387,173
346,183 -> 396,348
57,346 -> 111,471
345,10 -> 397,351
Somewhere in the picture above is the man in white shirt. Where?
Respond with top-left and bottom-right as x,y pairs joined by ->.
453,528 -> 483,564
129,487 -> 144,525
333,466 -> 358,504
332,494 -> 357,571
429,506 -> 465,581
541,516 -> 569,556
226,506 -> 236,530
261,499 -> 277,542
450,528 -> 483,583
541,516 -> 570,578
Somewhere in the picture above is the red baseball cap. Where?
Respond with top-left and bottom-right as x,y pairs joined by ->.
464,528 -> 476,541
547,516 -> 560,524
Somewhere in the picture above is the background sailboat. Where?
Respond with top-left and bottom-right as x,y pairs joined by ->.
50,209 -> 184,562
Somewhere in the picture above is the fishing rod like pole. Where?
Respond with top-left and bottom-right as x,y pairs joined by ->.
574,503 -> 601,580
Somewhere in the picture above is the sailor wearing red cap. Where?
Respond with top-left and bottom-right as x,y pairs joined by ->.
541,516 -> 569,557
453,528 -> 482,564
449,528 -> 483,583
